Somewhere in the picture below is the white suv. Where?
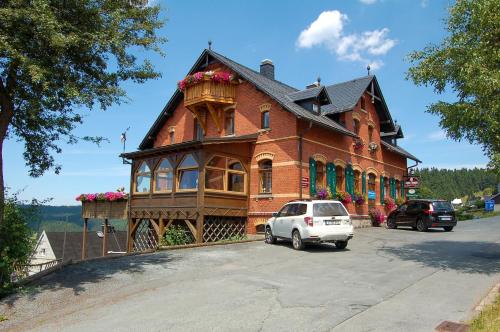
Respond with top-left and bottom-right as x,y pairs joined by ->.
265,200 -> 354,250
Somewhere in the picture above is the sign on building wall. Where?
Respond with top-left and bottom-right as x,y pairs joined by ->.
368,190 -> 376,200
301,177 -> 309,188
404,176 -> 420,188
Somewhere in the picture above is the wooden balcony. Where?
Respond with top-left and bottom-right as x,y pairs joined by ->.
183,78 -> 237,133
184,78 -> 236,108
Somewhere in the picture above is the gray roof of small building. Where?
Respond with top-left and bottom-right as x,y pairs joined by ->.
45,231 -> 127,262
381,140 -> 421,163
286,86 -> 324,101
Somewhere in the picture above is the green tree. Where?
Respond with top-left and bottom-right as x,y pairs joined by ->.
0,0 -> 165,227
407,0 -> 500,174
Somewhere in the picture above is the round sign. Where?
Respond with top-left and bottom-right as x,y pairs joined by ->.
408,189 -> 416,194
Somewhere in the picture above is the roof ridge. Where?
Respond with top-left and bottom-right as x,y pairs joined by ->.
325,75 -> 374,88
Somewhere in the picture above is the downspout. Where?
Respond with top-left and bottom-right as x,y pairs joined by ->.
298,118 -> 313,199
406,160 -> 419,176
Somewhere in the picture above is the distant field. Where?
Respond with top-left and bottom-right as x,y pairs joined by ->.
26,205 -> 127,233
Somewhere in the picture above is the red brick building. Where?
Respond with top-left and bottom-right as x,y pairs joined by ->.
122,49 -> 420,247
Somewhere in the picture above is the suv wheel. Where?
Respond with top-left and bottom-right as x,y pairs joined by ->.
416,218 -> 428,232
265,227 -> 277,244
387,217 -> 397,229
335,241 -> 348,249
292,230 -> 305,250
443,226 -> 454,232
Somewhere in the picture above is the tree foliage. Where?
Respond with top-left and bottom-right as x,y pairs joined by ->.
0,0 -> 165,226
414,167 -> 498,200
407,0 -> 500,174
0,196 -> 36,295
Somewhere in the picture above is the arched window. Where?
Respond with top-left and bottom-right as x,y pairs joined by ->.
335,165 -> 344,192
225,110 -> 235,135
354,170 -> 361,193
177,154 -> 199,190
360,96 -> 366,111
384,177 -> 390,198
368,173 -> 376,208
316,161 -> 326,190
353,119 -> 360,135
228,159 -> 245,192
135,161 -> 151,193
205,156 -> 246,193
396,179 -> 401,198
259,159 -> 272,194
154,158 -> 173,192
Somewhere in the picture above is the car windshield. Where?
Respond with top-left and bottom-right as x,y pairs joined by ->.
432,201 -> 453,210
313,202 -> 348,217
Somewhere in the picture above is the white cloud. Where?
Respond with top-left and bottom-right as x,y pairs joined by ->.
360,0 -> 377,4
296,10 -> 397,70
420,0 -> 429,8
427,130 -> 447,141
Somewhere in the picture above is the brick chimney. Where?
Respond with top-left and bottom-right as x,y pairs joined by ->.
260,59 -> 275,80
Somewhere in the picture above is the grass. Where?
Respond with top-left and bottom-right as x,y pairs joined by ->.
469,293 -> 500,331
0,314 -> 7,322
457,210 -> 500,221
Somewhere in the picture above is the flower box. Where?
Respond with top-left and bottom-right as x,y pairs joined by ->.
179,71 -> 237,107
81,200 -> 128,220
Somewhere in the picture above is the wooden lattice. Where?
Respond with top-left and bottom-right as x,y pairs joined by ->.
203,216 -> 246,243
133,219 -> 158,252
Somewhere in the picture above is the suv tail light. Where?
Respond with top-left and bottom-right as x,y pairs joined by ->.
304,216 -> 313,227
423,203 -> 434,215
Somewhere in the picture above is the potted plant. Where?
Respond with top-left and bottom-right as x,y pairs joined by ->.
368,208 -> 385,226
353,192 -> 366,205
336,191 -> 352,205
316,187 -> 328,200
353,138 -> 365,150
368,142 -> 378,153
395,197 -> 405,206
384,197 -> 396,210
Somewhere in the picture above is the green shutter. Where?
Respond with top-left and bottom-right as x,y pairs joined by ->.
362,171 -> 366,195
389,178 -> 393,198
326,162 -> 336,195
345,165 -> 354,196
309,158 -> 316,197
380,175 -> 385,204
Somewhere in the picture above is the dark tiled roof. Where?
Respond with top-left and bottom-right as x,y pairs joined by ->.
45,231 -> 127,262
324,76 -> 374,113
286,86 -> 324,101
381,141 -> 421,163
207,50 -> 356,137
380,124 -> 404,138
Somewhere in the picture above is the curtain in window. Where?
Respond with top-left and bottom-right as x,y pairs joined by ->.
309,157 -> 316,196
380,175 -> 385,204
326,162 -> 336,193
362,171 -> 366,195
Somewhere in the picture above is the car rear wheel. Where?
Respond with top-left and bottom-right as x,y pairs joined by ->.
292,230 -> 305,250
265,227 -> 277,244
335,241 -> 348,249
416,218 -> 428,232
443,226 -> 454,232
387,217 -> 397,229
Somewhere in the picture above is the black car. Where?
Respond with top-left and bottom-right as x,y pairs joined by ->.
387,199 -> 457,232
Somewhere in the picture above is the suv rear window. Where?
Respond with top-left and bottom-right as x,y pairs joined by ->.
313,203 -> 348,217
432,201 -> 453,210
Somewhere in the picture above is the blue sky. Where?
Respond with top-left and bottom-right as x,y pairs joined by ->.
4,0 -> 488,205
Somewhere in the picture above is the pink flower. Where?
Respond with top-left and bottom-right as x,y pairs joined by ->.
193,72 -> 203,81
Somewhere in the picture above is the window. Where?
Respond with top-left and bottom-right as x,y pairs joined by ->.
395,180 -> 401,198
154,158 -> 173,192
312,103 -> 319,113
360,96 -> 366,111
205,156 -> 246,193
353,119 -> 360,135
194,119 -> 203,140
40,248 -> 46,256
259,159 -> 272,194
316,161 -> 326,190
225,110 -> 235,135
261,110 -> 270,129
384,177 -> 390,198
277,204 -> 292,217
313,202 -> 348,217
335,166 -> 344,192
135,162 -> 151,193
354,170 -> 361,193
368,173 -> 376,208
177,154 -> 198,190
368,126 -> 374,142
169,131 -> 175,144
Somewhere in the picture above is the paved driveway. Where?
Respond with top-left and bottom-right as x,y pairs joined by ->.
1,216 -> 500,332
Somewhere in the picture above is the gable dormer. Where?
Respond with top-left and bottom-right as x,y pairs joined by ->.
287,85 -> 331,115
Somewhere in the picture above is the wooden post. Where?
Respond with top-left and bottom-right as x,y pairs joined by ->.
82,218 -> 88,260
159,218 -> 165,241
196,151 -> 206,243
102,218 -> 109,256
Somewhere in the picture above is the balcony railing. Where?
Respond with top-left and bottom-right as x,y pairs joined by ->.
184,78 -> 236,107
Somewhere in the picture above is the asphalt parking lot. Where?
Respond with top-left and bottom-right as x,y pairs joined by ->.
1,216 -> 499,332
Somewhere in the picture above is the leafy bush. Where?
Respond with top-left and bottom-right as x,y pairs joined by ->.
395,197 -> 405,206
160,225 -> 193,246
368,208 -> 385,226
0,197 -> 37,295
